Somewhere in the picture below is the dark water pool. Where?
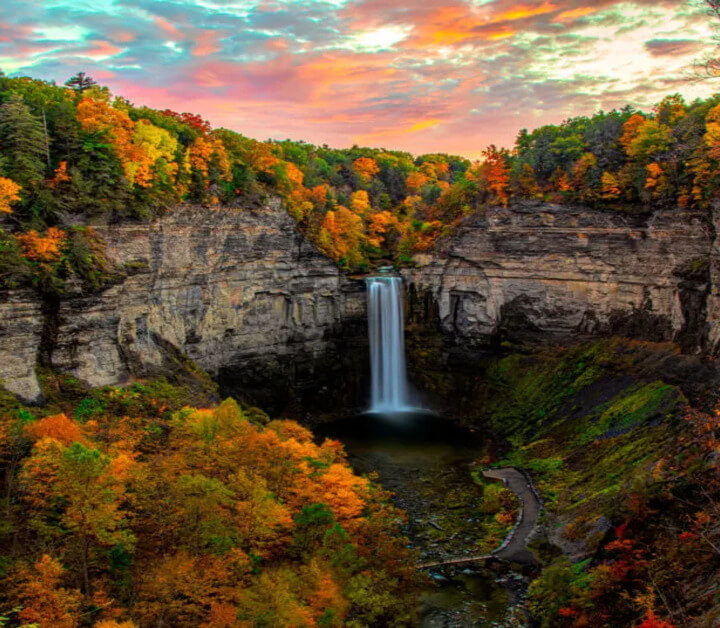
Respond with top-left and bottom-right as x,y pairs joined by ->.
317,412 -> 527,627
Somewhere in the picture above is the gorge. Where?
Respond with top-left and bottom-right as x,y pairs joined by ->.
3,71 -> 720,627
3,197 -> 719,625
1,200 -> 716,410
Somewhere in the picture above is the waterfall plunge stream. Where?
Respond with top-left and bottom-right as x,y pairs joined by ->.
318,276 -> 514,626
366,276 -> 412,413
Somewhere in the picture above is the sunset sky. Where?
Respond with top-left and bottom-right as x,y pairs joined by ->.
1,0 -> 719,158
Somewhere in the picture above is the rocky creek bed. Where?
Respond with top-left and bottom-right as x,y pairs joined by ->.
317,412 -> 533,627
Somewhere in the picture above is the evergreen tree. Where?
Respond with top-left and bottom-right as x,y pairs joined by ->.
64,72 -> 97,93
0,92 -> 47,188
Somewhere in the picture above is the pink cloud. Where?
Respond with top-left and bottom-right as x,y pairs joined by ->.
111,30 -> 137,43
154,16 -> 183,40
81,40 -> 124,58
192,29 -> 222,57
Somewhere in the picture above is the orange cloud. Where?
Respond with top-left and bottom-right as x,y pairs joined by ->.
296,52 -> 398,101
409,2 -> 557,47
408,118 -> 442,132
493,2 -> 558,23
554,6 -> 599,22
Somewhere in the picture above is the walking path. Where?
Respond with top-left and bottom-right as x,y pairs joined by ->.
418,467 -> 542,569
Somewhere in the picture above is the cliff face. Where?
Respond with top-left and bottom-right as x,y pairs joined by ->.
0,200 -> 366,406
2,200 -> 718,407
403,203 -> 714,359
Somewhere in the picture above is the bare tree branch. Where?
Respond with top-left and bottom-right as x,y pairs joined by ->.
694,0 -> 720,78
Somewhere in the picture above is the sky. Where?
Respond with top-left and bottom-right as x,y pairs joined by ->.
1,0 -> 719,158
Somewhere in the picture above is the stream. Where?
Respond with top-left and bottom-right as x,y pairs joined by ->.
318,411 -> 529,627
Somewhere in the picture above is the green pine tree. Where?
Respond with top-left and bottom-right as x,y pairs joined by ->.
0,92 -> 47,188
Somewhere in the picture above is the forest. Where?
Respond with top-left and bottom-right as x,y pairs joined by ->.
2,73 -> 720,286
0,373 -> 421,627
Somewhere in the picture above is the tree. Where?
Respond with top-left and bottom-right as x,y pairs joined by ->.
625,120 -> 673,161
65,72 -> 97,93
21,440 -> 134,594
16,227 -> 66,263
481,146 -> 511,206
620,113 -> 647,151
352,157 -> 379,183
317,207 -> 365,269
26,413 -> 83,445
0,92 -> 47,188
694,1 -> 720,77
512,163 -> 540,198
405,170 -> 429,193
14,555 -> 82,627
601,172 -> 622,200
350,189 -> 370,214
0,176 -> 21,213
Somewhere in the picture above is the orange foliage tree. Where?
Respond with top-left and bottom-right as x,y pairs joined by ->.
317,207 -> 365,268
352,157 -> 379,182
14,555 -> 82,628
0,176 -> 21,213
16,227 -> 66,263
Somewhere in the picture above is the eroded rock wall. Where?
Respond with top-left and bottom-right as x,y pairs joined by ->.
403,202 -> 713,357
2,199 -> 718,406
0,200 -> 366,405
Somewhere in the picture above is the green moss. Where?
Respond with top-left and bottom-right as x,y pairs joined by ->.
464,338 -> 689,551
576,381 -> 679,445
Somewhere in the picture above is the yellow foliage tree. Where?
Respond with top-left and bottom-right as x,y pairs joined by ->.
350,189 -> 371,214
317,207 -> 365,268
601,172 -> 622,200
77,98 -> 179,188
131,119 -> 178,185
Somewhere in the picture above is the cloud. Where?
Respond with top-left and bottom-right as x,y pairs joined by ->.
645,38 -> 704,56
0,0 -> 717,156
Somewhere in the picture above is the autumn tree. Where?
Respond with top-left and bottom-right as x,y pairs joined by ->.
350,189 -> 370,214
512,163 -> 540,198
317,207 -> 366,269
20,439 -> 135,594
601,172 -> 622,200
352,157 -> 379,183
16,226 -> 66,263
571,152 -> 601,202
367,211 -> 397,249
14,555 -> 82,628
474,146 -> 510,206
0,176 -> 21,213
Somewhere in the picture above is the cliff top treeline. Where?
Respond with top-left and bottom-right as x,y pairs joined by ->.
1,73 -> 720,284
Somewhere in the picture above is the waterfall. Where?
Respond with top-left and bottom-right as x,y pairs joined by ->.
366,276 -> 410,413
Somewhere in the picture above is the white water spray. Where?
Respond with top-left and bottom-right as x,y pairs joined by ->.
366,276 -> 411,413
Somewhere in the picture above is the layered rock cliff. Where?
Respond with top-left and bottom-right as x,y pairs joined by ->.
2,200 -> 718,408
0,200 -> 366,407
404,203 -> 714,359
